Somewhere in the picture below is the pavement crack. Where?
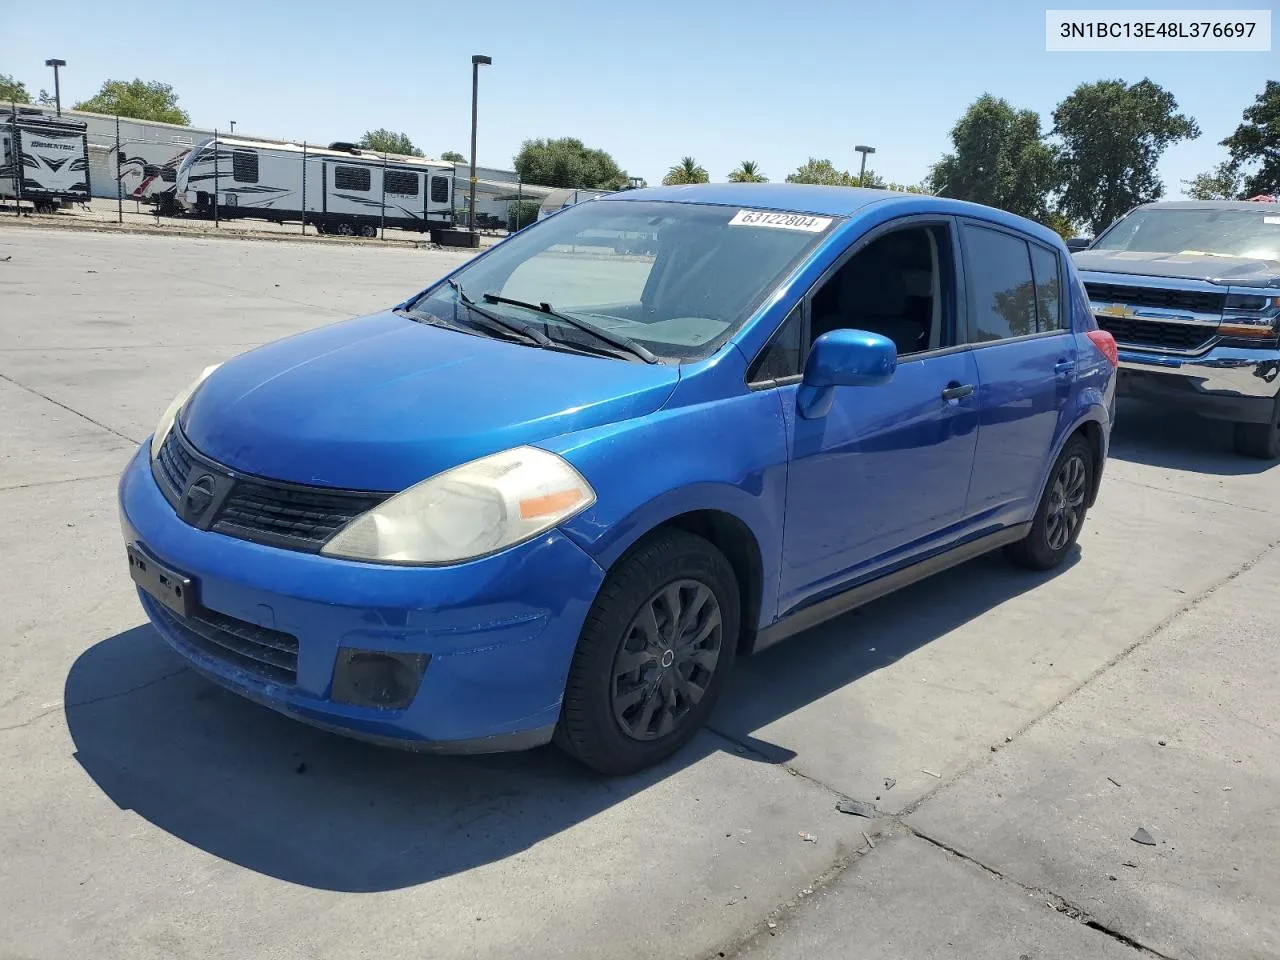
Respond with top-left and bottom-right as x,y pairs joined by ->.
0,472 -> 121,493
1110,474 -> 1277,515
0,371 -> 141,445
908,827 -> 1180,960
896,537 -> 1280,818
0,667 -> 189,734
65,667 -> 189,711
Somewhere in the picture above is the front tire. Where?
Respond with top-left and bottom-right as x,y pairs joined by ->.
1006,434 -> 1093,571
1233,398 -> 1280,459
555,530 -> 740,776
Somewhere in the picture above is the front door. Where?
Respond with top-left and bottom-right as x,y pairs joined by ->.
778,218 -> 980,613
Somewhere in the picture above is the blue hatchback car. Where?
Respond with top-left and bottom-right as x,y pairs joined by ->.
119,184 -> 1117,774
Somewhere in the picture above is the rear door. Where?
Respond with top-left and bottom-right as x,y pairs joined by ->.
960,220 -> 1077,527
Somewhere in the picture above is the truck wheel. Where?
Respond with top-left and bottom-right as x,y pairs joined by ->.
555,530 -> 740,776
1233,399 -> 1280,459
336,222 -> 355,237
1006,434 -> 1094,571
360,224 -> 378,238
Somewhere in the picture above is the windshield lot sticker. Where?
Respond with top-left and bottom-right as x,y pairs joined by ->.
729,210 -> 833,232
1265,216 -> 1280,225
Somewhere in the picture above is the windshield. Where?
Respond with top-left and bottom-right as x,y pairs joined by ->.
409,199 -> 837,361
1093,207 -> 1280,261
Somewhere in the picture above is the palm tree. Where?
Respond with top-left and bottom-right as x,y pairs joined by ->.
663,157 -> 709,186
727,161 -> 768,183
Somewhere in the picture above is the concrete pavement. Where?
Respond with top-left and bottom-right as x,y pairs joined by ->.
1,225 -> 1276,959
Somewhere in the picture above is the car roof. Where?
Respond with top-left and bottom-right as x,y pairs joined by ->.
602,183 -> 1067,249
1134,199 -> 1279,211
608,183 -> 916,217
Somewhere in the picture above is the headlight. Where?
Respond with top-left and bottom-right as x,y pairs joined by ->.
149,363 -> 220,460
321,446 -> 596,565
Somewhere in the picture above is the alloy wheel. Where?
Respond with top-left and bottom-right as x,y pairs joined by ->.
610,579 -> 723,741
1045,454 -> 1087,551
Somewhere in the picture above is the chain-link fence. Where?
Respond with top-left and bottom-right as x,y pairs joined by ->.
2,104 -> 609,245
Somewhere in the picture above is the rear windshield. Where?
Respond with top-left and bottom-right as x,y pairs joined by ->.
1093,207 -> 1280,261
413,199 -> 837,361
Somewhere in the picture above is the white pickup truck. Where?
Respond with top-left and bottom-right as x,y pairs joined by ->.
1072,199 -> 1280,458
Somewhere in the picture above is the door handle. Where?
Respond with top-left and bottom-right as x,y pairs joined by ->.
1054,359 -> 1075,376
941,382 -> 974,402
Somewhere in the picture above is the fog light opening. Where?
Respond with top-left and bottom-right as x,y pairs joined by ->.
331,649 -> 429,710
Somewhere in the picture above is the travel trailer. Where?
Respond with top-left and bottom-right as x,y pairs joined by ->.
0,112 -> 91,212
175,136 -> 457,236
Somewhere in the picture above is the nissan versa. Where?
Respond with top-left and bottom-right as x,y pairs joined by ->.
119,184 -> 1118,775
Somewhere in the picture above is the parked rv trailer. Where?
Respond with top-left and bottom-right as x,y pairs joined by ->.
1,113 -> 91,212
175,137 -> 456,236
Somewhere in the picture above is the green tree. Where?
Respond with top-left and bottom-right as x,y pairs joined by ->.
927,94 -> 1059,220
358,129 -> 423,157
1040,210 -> 1079,240
513,137 -> 627,189
1183,162 -> 1244,200
785,157 -> 884,187
883,180 -> 927,194
0,74 -> 30,103
1053,79 -> 1199,235
1221,80 -> 1280,198
663,156 -> 709,185
727,160 -> 768,183
440,150 -> 466,163
72,79 -> 190,124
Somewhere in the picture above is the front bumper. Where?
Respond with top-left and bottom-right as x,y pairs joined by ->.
1117,346 -> 1280,423
117,444 -> 605,751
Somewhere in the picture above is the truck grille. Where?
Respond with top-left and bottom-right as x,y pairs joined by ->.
152,426 -> 388,553
1084,282 -> 1226,316
147,594 -> 299,685
1095,316 -> 1215,352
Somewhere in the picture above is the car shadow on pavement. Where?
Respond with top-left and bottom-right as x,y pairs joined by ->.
1108,398 -> 1276,476
65,550 -> 1075,893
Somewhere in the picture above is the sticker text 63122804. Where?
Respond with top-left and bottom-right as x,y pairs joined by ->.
728,210 -> 833,232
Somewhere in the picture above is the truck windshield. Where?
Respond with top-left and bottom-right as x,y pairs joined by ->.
1093,207 -> 1280,262
410,199 -> 837,361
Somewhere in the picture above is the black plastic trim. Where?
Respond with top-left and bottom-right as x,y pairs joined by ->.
751,524 -> 1031,653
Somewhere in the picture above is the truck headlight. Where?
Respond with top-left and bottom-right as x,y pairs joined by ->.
321,446 -> 595,565
150,364 -> 221,460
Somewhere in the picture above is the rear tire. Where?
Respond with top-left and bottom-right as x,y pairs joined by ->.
1232,399 -> 1280,459
360,223 -> 378,238
555,530 -> 740,776
336,221 -> 355,237
1006,434 -> 1093,571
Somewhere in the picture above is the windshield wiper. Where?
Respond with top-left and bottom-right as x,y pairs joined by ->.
481,292 -> 659,364
446,279 -> 553,347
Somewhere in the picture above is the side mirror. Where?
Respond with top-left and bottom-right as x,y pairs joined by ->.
798,329 -> 896,420
1065,237 -> 1092,252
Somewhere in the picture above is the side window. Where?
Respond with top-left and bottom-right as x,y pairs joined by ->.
807,223 -> 954,357
334,165 -> 371,191
748,307 -> 803,385
231,150 -> 258,184
1029,243 -> 1063,332
384,170 -> 419,196
962,224 -> 1036,341
430,175 -> 449,203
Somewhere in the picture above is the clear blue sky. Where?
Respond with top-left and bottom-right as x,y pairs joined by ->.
4,0 -> 1274,193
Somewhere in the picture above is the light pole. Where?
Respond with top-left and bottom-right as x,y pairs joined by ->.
44,59 -> 66,116
468,54 -> 491,234
229,120 -> 236,133
854,144 -> 876,187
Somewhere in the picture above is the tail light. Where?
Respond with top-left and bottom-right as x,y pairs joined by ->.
1087,329 -> 1118,367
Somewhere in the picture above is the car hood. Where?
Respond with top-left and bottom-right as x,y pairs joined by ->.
180,311 -> 680,490
1073,249 -> 1280,286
